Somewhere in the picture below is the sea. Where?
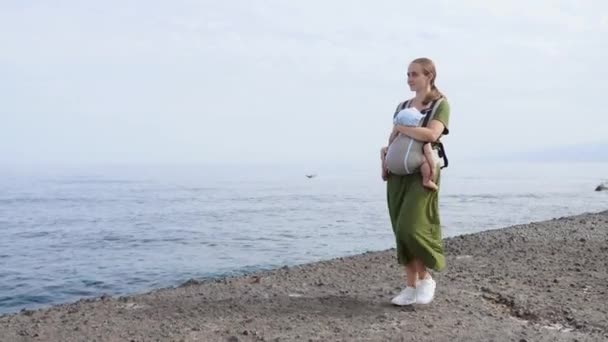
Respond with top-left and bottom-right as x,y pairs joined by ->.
1,161 -> 607,315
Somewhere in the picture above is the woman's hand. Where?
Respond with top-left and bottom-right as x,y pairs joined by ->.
380,146 -> 389,181
380,146 -> 388,160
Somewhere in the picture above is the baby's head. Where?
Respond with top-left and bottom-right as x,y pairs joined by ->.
398,107 -> 421,116
393,107 -> 425,126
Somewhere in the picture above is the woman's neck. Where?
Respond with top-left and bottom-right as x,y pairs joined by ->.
414,87 -> 431,103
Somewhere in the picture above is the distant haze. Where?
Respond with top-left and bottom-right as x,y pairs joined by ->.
490,142 -> 608,163
2,1 -> 607,165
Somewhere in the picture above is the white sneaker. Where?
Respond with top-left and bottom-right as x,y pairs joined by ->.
391,286 -> 416,306
416,275 -> 436,304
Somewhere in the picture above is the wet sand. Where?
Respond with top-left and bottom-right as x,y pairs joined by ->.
1,211 -> 607,341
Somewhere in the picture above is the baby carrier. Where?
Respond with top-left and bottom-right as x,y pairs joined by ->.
385,98 -> 449,175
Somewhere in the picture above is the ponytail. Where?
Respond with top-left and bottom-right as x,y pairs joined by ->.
422,82 -> 445,105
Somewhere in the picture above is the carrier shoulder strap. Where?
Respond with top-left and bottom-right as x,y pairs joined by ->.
421,97 -> 443,127
393,100 -> 411,118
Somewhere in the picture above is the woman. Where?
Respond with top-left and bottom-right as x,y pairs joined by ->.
380,57 -> 450,306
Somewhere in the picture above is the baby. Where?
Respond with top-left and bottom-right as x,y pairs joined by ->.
388,107 -> 439,191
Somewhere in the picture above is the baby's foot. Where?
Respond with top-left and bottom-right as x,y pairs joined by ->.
423,180 -> 439,191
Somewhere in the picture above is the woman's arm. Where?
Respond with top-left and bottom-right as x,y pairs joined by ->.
394,120 -> 445,142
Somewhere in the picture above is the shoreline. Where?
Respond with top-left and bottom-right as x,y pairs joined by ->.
1,210 -> 607,341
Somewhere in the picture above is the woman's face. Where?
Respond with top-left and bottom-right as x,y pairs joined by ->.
407,63 -> 431,92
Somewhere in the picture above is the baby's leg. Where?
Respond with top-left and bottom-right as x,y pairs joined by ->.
421,143 -> 438,191
420,160 -> 439,191
423,143 -> 438,176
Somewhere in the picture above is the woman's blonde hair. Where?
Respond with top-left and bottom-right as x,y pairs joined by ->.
411,57 -> 445,105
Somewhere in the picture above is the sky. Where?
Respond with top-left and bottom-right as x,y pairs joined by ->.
1,0 -> 607,166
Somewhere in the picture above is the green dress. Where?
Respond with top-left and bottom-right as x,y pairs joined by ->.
386,99 -> 450,271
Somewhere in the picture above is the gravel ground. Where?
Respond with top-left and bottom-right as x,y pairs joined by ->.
1,210 -> 607,342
